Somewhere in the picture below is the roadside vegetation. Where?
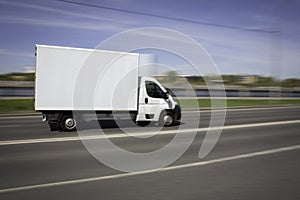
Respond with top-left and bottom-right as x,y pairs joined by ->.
158,71 -> 300,88
1,72 -> 300,87
0,72 -> 34,81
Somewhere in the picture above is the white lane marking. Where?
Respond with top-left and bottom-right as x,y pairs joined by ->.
0,125 -> 21,128
0,120 -> 300,146
0,144 -> 299,194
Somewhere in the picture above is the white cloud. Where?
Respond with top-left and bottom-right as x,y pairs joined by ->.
0,15 -> 127,32
0,0 -> 140,26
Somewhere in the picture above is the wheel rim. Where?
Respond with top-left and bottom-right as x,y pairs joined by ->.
163,115 -> 173,126
65,118 -> 76,129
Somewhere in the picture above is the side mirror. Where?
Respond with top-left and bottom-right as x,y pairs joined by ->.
164,92 -> 169,99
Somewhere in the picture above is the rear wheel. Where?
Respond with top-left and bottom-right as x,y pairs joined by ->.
159,111 -> 174,126
60,114 -> 76,131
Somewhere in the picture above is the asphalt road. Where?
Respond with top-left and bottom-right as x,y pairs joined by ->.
0,106 -> 299,199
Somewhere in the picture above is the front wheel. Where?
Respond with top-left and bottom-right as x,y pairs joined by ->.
60,115 -> 76,131
159,111 -> 174,126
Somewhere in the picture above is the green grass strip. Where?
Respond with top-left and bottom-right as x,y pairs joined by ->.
0,99 -> 34,111
178,98 -> 300,108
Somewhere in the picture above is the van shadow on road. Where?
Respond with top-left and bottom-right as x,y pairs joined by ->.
75,119 -> 182,131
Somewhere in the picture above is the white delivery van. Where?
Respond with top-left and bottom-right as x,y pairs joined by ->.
35,45 -> 181,131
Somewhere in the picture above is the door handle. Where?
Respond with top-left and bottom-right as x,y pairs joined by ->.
145,97 -> 148,104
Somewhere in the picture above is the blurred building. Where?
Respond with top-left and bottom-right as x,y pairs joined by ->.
236,75 -> 258,84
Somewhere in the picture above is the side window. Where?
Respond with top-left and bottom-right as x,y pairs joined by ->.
146,81 -> 165,98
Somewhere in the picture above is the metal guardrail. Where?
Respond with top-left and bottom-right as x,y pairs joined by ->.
1,86 -> 300,98
0,87 -> 34,97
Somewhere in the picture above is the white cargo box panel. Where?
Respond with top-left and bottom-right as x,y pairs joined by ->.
35,45 -> 139,111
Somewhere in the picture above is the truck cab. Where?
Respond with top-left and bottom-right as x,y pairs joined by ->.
137,77 -> 181,126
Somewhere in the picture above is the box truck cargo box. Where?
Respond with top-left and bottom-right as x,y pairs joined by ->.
35,45 -> 139,111
35,45 -> 181,131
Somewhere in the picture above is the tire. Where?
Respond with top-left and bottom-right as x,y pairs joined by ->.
60,114 -> 76,131
159,111 -> 174,126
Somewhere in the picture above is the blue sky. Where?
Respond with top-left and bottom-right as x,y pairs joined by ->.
0,0 -> 299,78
